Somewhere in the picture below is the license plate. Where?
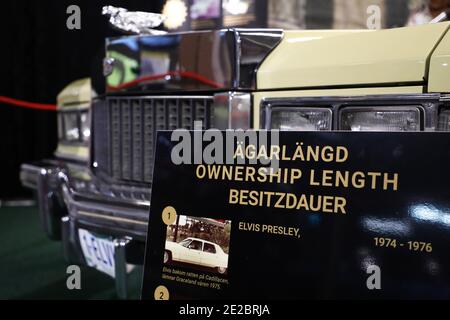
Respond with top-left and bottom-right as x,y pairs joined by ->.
78,229 -> 116,278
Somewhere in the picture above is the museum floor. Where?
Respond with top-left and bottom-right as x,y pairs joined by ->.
0,206 -> 141,299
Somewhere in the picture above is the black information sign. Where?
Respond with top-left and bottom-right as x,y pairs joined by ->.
142,131 -> 450,300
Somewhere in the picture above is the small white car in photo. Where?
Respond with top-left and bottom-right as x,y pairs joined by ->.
164,237 -> 229,274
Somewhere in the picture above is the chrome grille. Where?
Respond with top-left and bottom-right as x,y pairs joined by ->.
106,96 -> 214,183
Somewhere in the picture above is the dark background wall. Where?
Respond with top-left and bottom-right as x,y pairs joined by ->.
0,1 -> 164,199
305,0 -> 334,29
386,0 -> 410,28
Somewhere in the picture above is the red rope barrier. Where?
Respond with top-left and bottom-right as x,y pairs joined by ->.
0,96 -> 57,111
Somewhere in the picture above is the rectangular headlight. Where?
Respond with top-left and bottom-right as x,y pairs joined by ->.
340,107 -> 421,132
80,112 -> 91,141
63,113 -> 80,141
268,108 -> 332,131
438,109 -> 450,131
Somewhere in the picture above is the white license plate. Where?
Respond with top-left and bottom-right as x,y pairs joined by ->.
78,229 -> 116,278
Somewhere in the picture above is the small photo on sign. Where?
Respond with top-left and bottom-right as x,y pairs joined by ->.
164,215 -> 231,276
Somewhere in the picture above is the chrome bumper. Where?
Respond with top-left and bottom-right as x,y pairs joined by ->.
60,215 -> 145,299
21,159 -> 147,298
20,159 -> 149,261
20,160 -> 68,240
60,215 -> 145,267
61,182 -> 149,242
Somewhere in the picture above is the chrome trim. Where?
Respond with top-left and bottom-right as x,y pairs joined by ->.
101,95 -> 214,100
103,57 -> 116,77
54,150 -> 88,163
20,161 -> 68,240
20,163 -> 41,189
105,28 -> 283,93
113,237 -> 131,300
58,170 -> 150,240
78,210 -> 148,226
58,105 -> 90,112
22,157 -> 150,240
91,95 -> 215,185
60,176 -> 150,210
61,216 -> 85,265
213,92 -> 252,129
439,94 -> 450,102
62,213 -> 141,298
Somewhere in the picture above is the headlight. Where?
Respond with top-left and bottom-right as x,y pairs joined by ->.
60,110 -> 90,142
268,108 -> 332,131
80,112 -> 91,141
63,113 -> 80,141
438,109 -> 450,131
340,107 -> 421,132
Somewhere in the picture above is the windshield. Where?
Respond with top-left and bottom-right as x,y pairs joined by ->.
268,0 -> 449,30
179,239 -> 192,248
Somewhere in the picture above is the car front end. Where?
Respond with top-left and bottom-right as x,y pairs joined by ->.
21,22 -> 450,297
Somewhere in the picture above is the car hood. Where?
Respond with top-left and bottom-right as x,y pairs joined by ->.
257,22 -> 450,90
165,241 -> 180,250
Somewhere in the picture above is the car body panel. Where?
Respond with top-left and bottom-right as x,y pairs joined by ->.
54,144 -> 89,162
257,23 -> 450,90
55,78 -> 92,162
429,31 -> 450,93
166,238 -> 228,269
57,78 -> 93,108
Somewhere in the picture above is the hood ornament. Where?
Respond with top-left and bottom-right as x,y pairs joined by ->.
102,6 -> 167,35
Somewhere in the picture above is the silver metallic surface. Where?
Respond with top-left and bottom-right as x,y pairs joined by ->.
104,29 -> 283,93
114,238 -> 131,299
213,92 -> 252,130
20,161 -> 69,240
20,158 -> 150,241
103,57 -> 116,77
102,6 -> 166,35
61,216 -> 86,265
91,96 -> 214,185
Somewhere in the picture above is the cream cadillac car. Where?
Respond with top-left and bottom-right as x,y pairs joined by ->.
165,238 -> 229,274
20,6 -> 450,297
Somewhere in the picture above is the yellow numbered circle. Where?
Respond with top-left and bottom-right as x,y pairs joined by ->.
162,206 -> 177,226
154,285 -> 169,300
